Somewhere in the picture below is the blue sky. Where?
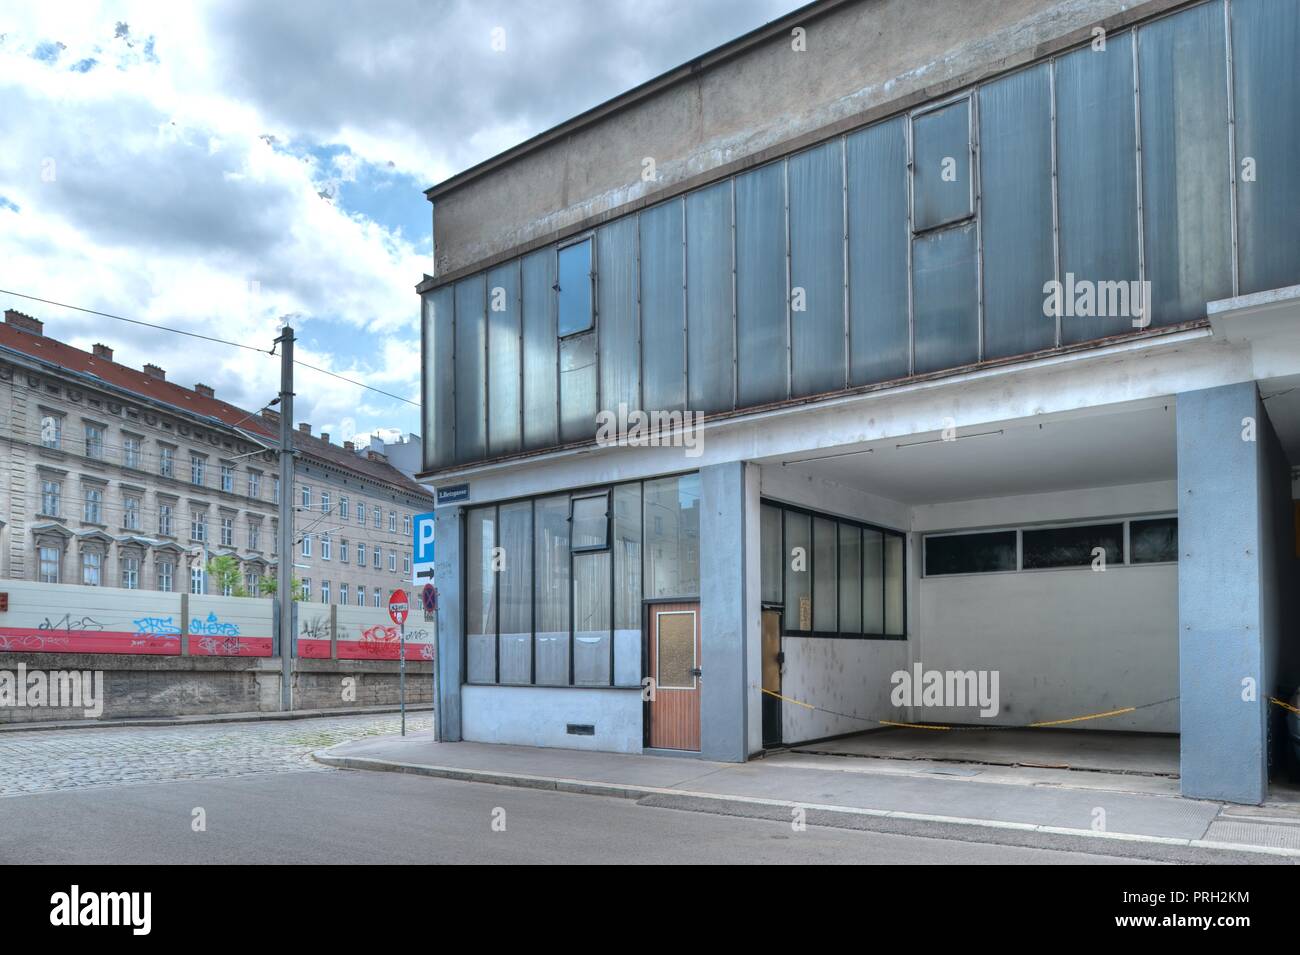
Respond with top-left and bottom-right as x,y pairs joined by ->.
0,0 -> 798,446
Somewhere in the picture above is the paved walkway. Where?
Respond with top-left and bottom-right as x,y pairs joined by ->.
317,732 -> 1300,861
0,713 -> 433,796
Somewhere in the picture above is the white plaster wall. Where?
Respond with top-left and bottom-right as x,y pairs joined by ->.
917,564 -> 1178,731
781,636 -> 911,742
461,685 -> 643,753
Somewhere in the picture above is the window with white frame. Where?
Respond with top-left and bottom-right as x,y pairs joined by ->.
190,454 -> 206,486
321,580 -> 330,603
123,435 -> 143,469
82,550 -> 101,587
373,546 -> 381,570
84,423 -> 104,459
321,533 -> 332,560
356,585 -> 365,607
271,523 -> 278,555
158,559 -> 174,592
340,539 -> 349,564
249,522 -> 261,551
403,514 -> 411,535
248,470 -> 261,499
372,505 -> 381,528
124,496 -> 141,530
40,479 -> 60,517
301,484 -> 311,508
340,583 -> 349,605
38,545 -> 61,583
388,551 -> 397,572
40,413 -> 62,449
403,552 -> 411,574
159,502 -> 174,537
273,476 -> 280,503
221,464 -> 234,493
357,500 -> 366,525
321,491 -> 331,516
339,496 -> 349,520
246,572 -> 258,595
191,509 -> 207,542
373,587 -> 380,607
83,487 -> 103,524
356,542 -> 366,566
121,555 -> 140,590
301,533 -> 312,558
191,565 -> 204,595
221,516 -> 234,547
300,577 -> 311,601
159,445 -> 174,478
388,511 -> 397,533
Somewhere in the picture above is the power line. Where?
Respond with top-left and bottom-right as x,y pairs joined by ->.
0,288 -> 420,407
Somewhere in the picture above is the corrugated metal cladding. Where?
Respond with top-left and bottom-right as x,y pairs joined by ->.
422,0 -> 1300,471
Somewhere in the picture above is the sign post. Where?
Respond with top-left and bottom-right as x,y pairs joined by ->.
388,589 -> 410,735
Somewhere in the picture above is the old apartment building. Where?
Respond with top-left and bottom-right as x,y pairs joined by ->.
0,308 -> 431,605
420,0 -> 1300,805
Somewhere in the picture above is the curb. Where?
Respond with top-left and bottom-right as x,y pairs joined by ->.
0,704 -> 434,734
312,750 -> 1300,861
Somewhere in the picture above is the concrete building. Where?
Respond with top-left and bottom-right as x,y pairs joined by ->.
0,309 -> 432,608
417,0 -> 1300,804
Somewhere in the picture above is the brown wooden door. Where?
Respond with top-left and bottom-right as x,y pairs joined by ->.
648,602 -> 701,751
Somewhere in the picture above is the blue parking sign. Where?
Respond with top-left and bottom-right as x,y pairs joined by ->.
413,511 -> 436,564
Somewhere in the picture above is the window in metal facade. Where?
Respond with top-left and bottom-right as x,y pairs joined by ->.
557,237 -> 594,336
911,98 -> 973,232
764,499 -> 905,638
639,199 -> 686,415
846,116 -> 909,385
912,220 -> 979,373
789,141 -> 846,397
686,181 -> 734,414
453,274 -> 487,463
734,161 -> 788,407
521,247 -> 559,450
466,473 -> 698,688
486,260 -> 522,456
597,217 -> 639,415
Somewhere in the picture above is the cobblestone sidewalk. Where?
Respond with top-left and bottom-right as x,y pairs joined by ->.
0,713 -> 433,796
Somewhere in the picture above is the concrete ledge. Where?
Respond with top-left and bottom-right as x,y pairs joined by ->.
311,747 -> 1300,861
0,703 -> 432,733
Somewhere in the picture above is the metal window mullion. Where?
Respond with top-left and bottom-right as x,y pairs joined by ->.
783,158 -> 793,399
730,177 -> 739,411
635,212 -> 644,413
841,135 -> 850,389
970,94 -> 984,362
1049,57 -> 1062,347
1224,0 -> 1240,297
905,116 -> 916,376
516,258 -> 524,453
482,275 -> 490,460
1132,30 -> 1146,302
681,198 -> 689,410
608,496 -> 615,687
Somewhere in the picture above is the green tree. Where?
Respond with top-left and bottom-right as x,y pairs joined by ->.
256,573 -> 303,601
205,554 -> 248,597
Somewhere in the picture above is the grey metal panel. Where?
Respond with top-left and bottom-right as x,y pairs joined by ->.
639,199 -> 686,413
838,523 -> 862,634
521,247 -> 558,451
783,509 -> 810,631
559,331 -> 597,443
912,99 -> 972,231
686,181 -> 734,414
912,221 -> 979,373
597,216 -> 640,415
486,261 -> 521,456
572,550 -> 611,685
612,483 -> 642,685
735,162 -> 788,407
533,494 -> 570,685
1056,34 -> 1140,343
1231,0 -> 1300,294
812,515 -> 837,631
465,506 -> 496,684
760,503 -> 782,604
788,141 -> 846,396
421,286 -> 455,470
1139,1 -> 1232,325
979,64 -> 1057,358
453,274 -> 487,463
846,117 -> 910,385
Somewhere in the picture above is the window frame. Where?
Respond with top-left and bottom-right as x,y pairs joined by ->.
555,233 -> 596,338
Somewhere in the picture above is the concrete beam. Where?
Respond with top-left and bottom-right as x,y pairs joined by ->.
434,506 -> 463,741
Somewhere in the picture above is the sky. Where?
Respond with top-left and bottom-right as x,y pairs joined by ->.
0,0 -> 799,447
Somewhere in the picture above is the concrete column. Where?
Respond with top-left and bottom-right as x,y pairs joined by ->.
699,461 -> 754,762
1176,382 -> 1284,804
434,506 -> 462,742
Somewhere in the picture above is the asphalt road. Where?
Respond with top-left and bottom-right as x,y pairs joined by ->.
0,765 -> 1145,864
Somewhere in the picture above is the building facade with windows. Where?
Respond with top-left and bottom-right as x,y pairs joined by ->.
419,0 -> 1300,805
0,310 -> 432,606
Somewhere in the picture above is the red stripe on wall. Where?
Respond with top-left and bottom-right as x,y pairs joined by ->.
0,627 -> 180,655
186,635 -> 272,657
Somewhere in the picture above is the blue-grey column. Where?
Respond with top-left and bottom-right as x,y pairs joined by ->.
699,462 -> 749,762
434,506 -> 462,742
1176,382 -> 1272,804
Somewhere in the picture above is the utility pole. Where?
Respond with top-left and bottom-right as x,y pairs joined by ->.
277,325 -> 295,712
